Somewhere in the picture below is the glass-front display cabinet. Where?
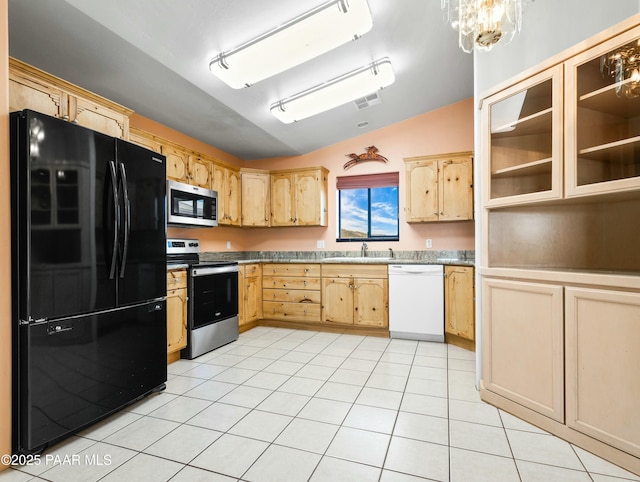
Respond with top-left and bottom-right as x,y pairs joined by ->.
481,65 -> 563,207
565,25 -> 640,197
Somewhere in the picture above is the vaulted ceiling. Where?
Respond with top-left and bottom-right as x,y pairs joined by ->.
8,0 -> 473,160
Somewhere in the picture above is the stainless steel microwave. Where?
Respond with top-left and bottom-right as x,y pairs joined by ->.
166,180 -> 217,227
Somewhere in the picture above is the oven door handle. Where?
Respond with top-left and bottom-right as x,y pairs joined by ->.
192,265 -> 238,277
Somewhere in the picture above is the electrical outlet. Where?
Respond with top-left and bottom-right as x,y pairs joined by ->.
426,239 -> 432,249
226,241 -> 231,250
317,240 -> 325,249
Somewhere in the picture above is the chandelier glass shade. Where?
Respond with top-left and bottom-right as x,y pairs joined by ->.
441,0 -> 524,53
600,39 -> 640,98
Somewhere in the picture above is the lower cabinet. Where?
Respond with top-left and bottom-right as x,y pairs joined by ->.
239,264 -> 262,329
166,269 -> 188,355
565,287 -> 640,457
482,277 -> 564,423
444,266 -> 475,347
262,263 -> 321,322
321,264 -> 388,328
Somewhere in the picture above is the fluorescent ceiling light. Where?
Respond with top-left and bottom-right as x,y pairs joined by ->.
271,58 -> 395,124
209,0 -> 373,89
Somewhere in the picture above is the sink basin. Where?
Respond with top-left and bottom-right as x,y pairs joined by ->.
323,257 -> 392,262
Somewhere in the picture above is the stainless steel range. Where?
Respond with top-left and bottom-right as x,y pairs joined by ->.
167,239 -> 239,359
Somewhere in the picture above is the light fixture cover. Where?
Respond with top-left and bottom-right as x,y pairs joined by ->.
210,0 -> 373,88
271,58 -> 395,124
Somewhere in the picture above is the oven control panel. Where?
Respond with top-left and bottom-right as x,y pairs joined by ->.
167,238 -> 200,255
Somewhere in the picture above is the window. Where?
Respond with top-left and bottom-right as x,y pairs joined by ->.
337,172 -> 399,241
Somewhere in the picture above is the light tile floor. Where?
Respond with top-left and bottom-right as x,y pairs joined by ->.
3,326 -> 640,482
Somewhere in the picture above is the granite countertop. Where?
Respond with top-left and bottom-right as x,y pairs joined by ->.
236,258 -> 474,266
199,250 -> 475,267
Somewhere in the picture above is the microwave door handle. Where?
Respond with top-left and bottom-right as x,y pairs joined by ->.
108,161 -> 119,280
118,163 -> 131,278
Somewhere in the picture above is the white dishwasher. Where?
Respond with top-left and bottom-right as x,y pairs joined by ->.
388,264 -> 444,342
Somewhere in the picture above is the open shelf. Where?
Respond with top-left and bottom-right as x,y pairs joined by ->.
578,79 -> 640,119
579,135 -> 640,159
491,108 -> 552,138
492,157 -> 552,177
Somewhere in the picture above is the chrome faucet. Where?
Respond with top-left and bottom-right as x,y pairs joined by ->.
361,242 -> 368,257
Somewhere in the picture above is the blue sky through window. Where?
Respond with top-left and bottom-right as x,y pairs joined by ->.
339,186 -> 398,239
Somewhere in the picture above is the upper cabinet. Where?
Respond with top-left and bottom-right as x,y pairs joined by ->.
270,167 -> 328,227
565,25 -> 640,197
129,128 -> 163,153
241,170 -> 271,227
188,155 -> 213,189
212,164 -> 241,226
165,146 -> 212,189
9,57 -> 132,140
481,66 -> 563,207
483,24 -> 640,206
164,144 -> 191,183
404,152 -> 474,222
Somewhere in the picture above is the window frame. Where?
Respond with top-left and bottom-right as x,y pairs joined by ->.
336,172 -> 399,243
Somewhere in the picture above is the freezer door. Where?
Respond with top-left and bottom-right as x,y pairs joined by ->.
11,111 -> 117,321
15,301 -> 167,453
115,140 -> 166,305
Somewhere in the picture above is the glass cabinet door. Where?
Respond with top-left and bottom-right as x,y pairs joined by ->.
565,25 -> 640,197
482,65 -> 563,207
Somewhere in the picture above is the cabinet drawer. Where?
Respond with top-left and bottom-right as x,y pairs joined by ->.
322,264 -> 388,279
244,263 -> 261,276
263,276 -> 321,290
263,301 -> 321,322
263,289 -> 321,304
263,263 -> 321,277
167,270 -> 187,289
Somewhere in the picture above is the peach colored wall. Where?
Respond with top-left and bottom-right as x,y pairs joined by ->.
132,99 -> 474,254
1,0 -> 12,468
207,98 -> 475,253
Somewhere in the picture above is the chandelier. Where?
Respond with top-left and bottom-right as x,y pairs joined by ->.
441,0 -> 525,53
600,39 -> 640,98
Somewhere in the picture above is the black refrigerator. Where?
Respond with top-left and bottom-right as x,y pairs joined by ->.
10,110 -> 168,454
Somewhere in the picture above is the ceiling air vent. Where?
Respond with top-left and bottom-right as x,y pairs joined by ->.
354,92 -> 382,111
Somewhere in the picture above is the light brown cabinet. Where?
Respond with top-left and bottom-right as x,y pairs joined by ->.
164,144 -> 191,183
482,277 -> 565,423
212,163 -> 241,226
480,20 -> 640,474
166,269 -> 188,355
263,264 -> 321,322
165,146 -> 212,189
565,25 -> 640,197
241,170 -> 271,227
404,152 -> 473,222
565,287 -> 640,458
9,57 -> 131,139
270,167 -> 328,227
321,264 -> 388,327
188,155 -> 213,189
239,264 -> 262,329
481,66 -> 563,207
444,266 -> 475,348
129,128 -> 163,154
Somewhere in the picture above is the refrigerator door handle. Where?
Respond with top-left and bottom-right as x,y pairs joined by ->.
119,162 -> 131,278
108,161 -> 120,280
